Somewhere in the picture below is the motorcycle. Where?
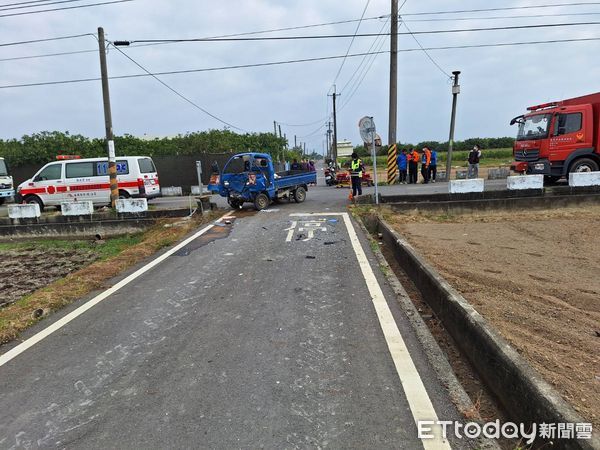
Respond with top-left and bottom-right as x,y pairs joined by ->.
324,164 -> 337,186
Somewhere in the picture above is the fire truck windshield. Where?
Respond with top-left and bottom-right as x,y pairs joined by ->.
517,113 -> 552,141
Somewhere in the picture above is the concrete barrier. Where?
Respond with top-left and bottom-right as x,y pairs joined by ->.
449,178 -> 484,193
375,217 -> 600,450
8,204 -> 41,219
116,198 -> 148,214
507,174 -> 544,190
455,170 -> 468,180
161,186 -> 183,196
569,171 -> 600,187
488,168 -> 510,180
61,201 -> 94,216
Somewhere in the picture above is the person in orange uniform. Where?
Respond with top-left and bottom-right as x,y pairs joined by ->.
408,148 -> 419,184
421,146 -> 432,183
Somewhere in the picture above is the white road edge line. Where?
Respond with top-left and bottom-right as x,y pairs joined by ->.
0,211 -> 233,367
292,212 -> 451,450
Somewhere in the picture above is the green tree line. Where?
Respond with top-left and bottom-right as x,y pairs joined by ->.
0,130 -> 293,167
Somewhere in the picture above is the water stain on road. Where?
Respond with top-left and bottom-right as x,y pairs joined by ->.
173,210 -> 255,257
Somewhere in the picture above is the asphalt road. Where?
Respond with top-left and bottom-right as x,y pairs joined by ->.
0,183 -> 472,449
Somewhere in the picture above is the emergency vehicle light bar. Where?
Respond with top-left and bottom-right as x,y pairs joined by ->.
527,102 -> 558,111
56,155 -> 81,160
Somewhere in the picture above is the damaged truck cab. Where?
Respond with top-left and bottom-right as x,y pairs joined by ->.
209,152 -> 317,210
510,92 -> 600,183
0,157 -> 14,205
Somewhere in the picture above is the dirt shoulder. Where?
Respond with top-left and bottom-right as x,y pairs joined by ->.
386,206 -> 600,428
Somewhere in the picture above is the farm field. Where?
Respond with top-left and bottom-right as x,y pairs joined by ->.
388,206 -> 600,428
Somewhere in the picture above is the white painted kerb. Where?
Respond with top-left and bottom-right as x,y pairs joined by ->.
116,198 -> 148,213
61,201 -> 94,216
569,171 -> 600,187
8,204 -> 41,219
449,179 -> 484,193
506,175 -> 544,190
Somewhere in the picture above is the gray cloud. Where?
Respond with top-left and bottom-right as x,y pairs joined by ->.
1,0 -> 600,152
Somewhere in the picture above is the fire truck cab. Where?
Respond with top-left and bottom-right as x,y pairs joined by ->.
510,92 -> 600,182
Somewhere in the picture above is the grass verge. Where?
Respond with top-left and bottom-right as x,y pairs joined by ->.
0,213 -> 218,345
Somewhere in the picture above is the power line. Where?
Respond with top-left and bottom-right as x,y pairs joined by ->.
0,48 -> 96,61
119,21 -> 600,43
0,0 -> 54,7
110,43 -> 245,132
7,12 -> 600,60
399,2 -> 600,16
298,122 -> 329,139
402,21 -> 451,79
332,0 -> 371,85
2,36 -> 600,89
278,118 -> 330,127
0,0 -> 87,12
339,16 -> 390,95
0,0 -> 132,17
404,11 -> 600,22
0,32 -> 92,47
340,23 -> 390,110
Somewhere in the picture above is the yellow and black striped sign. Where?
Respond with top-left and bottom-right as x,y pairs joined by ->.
387,144 -> 398,184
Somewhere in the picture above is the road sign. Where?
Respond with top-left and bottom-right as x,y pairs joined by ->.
358,116 -> 376,144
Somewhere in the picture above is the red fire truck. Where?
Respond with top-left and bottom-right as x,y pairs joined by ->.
510,92 -> 600,183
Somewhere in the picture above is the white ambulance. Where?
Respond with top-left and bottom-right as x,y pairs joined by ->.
16,156 -> 161,209
0,157 -> 14,205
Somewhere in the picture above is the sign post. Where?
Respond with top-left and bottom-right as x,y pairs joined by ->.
359,116 -> 379,204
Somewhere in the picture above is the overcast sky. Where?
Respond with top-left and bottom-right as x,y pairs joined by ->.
2,0 -> 600,152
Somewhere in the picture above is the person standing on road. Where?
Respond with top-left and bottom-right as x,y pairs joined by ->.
468,145 -> 482,179
421,146 -> 432,184
397,148 -> 408,184
408,148 -> 419,184
429,148 -> 438,183
350,152 -> 364,198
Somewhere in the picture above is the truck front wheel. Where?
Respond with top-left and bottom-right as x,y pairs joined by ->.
228,198 -> 242,209
254,193 -> 270,211
570,158 -> 599,174
294,187 -> 306,203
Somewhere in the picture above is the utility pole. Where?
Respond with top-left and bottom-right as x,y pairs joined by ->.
273,121 -> 279,162
294,135 -> 297,149
446,71 -> 461,181
278,124 -> 284,162
388,0 -> 398,147
329,89 -> 339,163
327,121 -> 333,160
97,27 -> 118,208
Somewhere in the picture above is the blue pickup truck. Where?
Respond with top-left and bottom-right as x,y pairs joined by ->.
208,152 -> 317,210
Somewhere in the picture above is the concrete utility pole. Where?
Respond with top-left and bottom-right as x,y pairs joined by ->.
294,135 -> 298,148
388,0 -> 398,147
273,121 -> 277,136
327,121 -> 333,159
330,90 -> 339,163
446,71 -> 461,181
97,27 -> 119,207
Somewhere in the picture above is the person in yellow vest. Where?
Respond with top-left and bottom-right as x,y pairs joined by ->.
349,152 -> 365,198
